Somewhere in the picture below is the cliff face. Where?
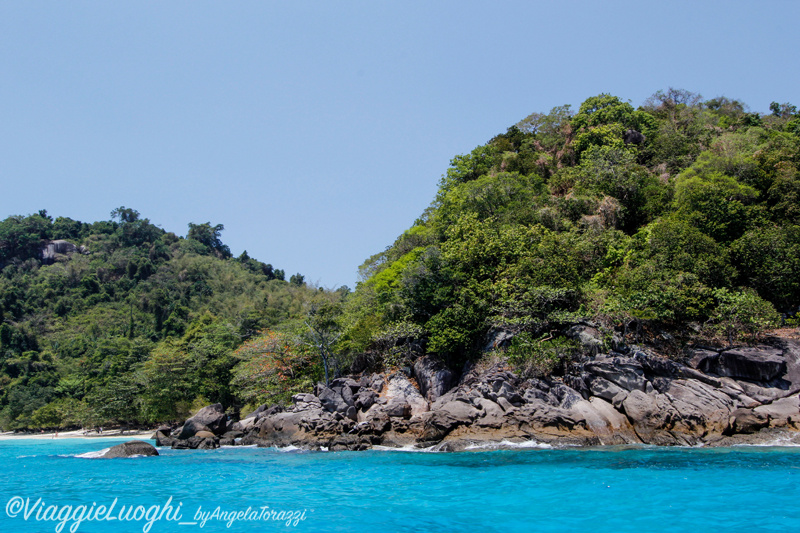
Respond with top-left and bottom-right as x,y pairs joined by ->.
159,338 -> 800,451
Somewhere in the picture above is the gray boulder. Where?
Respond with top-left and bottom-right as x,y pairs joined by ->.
354,389 -> 378,411
622,390 -> 676,443
384,399 -> 412,418
176,419 -> 213,440
292,393 -> 322,411
584,354 -> 647,392
664,379 -> 734,436
318,386 -> 349,414
41,240 -> 81,264
566,324 -> 604,354
484,329 -> 515,351
186,403 -> 228,435
413,356 -> 456,401
727,408 -> 769,434
418,401 -> 480,442
711,347 -> 786,382
152,430 -> 175,447
101,440 -> 159,458
586,375 -> 627,403
385,374 -> 429,417
623,129 -> 645,145
687,348 -> 720,371
571,397 -> 639,445
754,393 -> 800,427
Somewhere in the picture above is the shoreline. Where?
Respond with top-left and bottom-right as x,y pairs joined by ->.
2,427 -> 800,450
0,428 -> 156,441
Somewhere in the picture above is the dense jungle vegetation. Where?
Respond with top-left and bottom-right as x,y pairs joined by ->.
0,208 -> 343,430
338,89 -> 800,376
2,89 -> 799,430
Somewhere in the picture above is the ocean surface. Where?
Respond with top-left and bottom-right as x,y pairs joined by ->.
1,437 -> 798,533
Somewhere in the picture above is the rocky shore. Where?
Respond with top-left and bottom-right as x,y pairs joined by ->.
154,336 -> 800,451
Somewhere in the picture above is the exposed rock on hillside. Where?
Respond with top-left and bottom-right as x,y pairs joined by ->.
156,339 -> 800,451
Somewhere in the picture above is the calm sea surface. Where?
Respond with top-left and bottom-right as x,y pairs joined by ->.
1,437 -> 798,533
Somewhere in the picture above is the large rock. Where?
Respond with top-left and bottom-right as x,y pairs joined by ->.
663,379 -> 734,436
586,375 -> 627,403
774,339 -> 800,392
292,393 -> 322,411
687,348 -> 720,371
176,419 -> 213,440
510,399 -> 583,432
622,390 -> 676,444
385,374 -> 429,417
418,401 -> 480,442
584,354 -> 647,392
354,389 -> 378,411
413,356 -> 456,401
101,440 -> 159,458
482,374 -> 524,405
41,240 -> 83,264
474,398 -> 506,428
230,417 -> 256,432
318,386 -> 349,414
565,325 -> 604,354
571,397 -> 639,445
709,347 -> 786,382
384,399 -> 411,418
256,414 -> 303,446
484,329 -> 515,351
727,408 -> 769,435
185,403 -> 228,435
754,393 -> 800,427
152,430 -> 175,447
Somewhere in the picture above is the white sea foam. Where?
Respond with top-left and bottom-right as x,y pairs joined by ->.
464,439 -> 553,450
372,444 -> 436,453
733,434 -> 800,447
73,448 -> 110,459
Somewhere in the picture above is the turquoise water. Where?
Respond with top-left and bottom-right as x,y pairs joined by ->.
1,438 -> 798,533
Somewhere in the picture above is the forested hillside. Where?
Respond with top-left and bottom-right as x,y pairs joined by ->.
337,90 -> 800,377
3,89 -> 799,432
0,208 -> 343,430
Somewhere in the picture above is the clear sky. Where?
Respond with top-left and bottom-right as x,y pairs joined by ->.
1,1 -> 798,289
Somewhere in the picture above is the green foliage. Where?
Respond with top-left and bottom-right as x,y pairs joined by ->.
437,144 -> 502,199
705,288 -> 779,345
505,333 -> 582,378
367,321 -> 426,368
3,88 -> 798,422
0,208 -> 323,430
343,89 -> 797,375
231,331 -> 315,406
673,170 -> 761,242
187,222 -> 232,258
731,225 -> 800,310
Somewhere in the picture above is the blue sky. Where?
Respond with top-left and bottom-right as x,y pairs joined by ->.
1,1 -> 798,288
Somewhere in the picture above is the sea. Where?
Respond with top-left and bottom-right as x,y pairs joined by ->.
0,437 -> 798,533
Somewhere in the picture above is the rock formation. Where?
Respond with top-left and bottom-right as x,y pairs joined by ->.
100,440 -> 159,458
155,339 -> 800,451
40,240 -> 87,264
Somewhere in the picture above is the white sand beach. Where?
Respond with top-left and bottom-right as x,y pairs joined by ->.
0,428 -> 157,440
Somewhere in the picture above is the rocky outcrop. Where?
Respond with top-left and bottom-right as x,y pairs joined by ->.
101,440 -> 159,458
413,356 -> 456,401
158,403 -> 230,449
41,240 -> 87,264
704,347 -> 786,382
160,339 -> 800,451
